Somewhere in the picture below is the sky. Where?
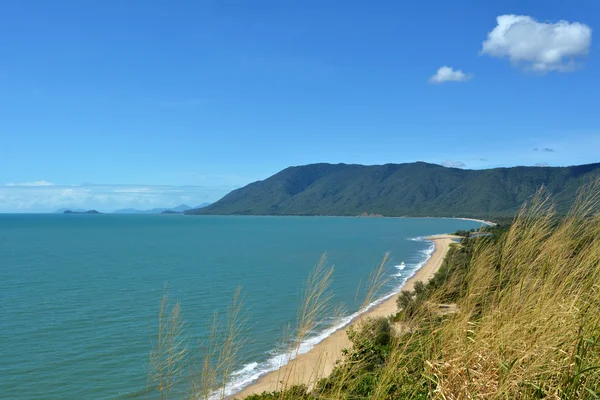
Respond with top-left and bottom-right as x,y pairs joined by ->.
1,0 -> 599,212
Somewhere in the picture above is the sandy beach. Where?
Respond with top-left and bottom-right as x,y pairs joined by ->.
232,234 -> 459,399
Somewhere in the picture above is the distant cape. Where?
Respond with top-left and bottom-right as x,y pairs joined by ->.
54,203 -> 211,215
113,203 -> 210,214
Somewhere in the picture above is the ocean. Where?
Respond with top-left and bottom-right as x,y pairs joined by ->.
0,214 -> 482,399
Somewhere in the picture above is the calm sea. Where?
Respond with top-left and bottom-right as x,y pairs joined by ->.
0,214 -> 481,399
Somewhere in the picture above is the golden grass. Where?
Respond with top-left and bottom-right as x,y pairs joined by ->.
148,285 -> 189,400
274,254 -> 335,396
415,182 -> 600,399
147,285 -> 248,400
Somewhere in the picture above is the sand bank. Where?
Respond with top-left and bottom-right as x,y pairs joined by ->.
232,234 -> 458,399
454,217 -> 496,226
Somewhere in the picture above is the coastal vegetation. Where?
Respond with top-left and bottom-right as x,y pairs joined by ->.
150,180 -> 600,399
186,162 -> 600,219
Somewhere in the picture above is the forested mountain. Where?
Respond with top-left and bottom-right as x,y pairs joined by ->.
186,162 -> 600,218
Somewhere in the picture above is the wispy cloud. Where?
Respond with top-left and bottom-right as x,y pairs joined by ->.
5,180 -> 54,187
535,162 -> 549,167
533,148 -> 556,152
481,15 -> 592,72
160,99 -> 204,109
0,184 -> 233,213
429,66 -> 472,84
442,160 -> 467,168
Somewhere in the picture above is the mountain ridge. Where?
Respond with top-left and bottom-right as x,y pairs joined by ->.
185,162 -> 600,218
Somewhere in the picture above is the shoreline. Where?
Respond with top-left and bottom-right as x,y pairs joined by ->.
452,217 -> 496,226
388,216 -> 496,226
230,234 -> 459,399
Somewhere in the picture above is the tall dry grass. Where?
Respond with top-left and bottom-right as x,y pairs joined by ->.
148,286 -> 189,400
270,254 -> 335,397
370,181 -> 600,399
191,286 -> 248,400
147,286 -> 248,400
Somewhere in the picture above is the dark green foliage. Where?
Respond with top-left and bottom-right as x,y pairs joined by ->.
186,162 -> 600,218
396,291 -> 414,313
454,228 -> 476,237
316,320 -> 439,400
345,317 -> 393,370
240,385 -> 312,400
317,317 -> 394,397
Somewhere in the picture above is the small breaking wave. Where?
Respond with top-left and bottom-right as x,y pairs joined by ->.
393,261 -> 406,276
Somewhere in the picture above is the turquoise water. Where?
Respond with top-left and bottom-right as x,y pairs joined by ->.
0,215 -> 481,399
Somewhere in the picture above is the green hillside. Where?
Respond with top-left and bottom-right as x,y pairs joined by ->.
186,162 -> 600,219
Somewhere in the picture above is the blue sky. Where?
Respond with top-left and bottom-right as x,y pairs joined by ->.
1,0 -> 599,212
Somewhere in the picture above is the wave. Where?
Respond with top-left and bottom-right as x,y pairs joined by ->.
392,261 -> 406,276
231,362 -> 259,377
222,236 -> 436,397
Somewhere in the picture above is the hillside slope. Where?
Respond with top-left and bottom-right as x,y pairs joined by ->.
186,162 -> 600,218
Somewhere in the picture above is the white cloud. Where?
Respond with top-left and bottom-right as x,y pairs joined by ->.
0,184 -> 232,213
429,66 -> 472,84
442,160 -> 467,168
5,180 -> 54,187
481,15 -> 592,72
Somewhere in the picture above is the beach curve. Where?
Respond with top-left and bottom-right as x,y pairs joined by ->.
230,234 -> 459,399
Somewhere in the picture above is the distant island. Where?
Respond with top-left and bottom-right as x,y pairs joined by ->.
186,162 -> 600,219
54,208 -> 87,213
54,203 -> 210,215
113,203 -> 210,214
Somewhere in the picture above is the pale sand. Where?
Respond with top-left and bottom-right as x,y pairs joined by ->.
232,234 -> 459,399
